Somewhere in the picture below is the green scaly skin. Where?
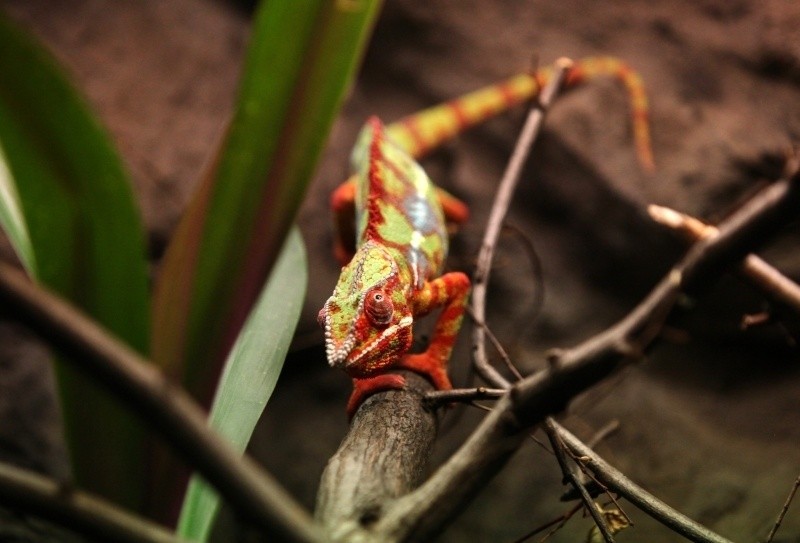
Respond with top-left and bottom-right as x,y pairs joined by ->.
318,117 -> 470,417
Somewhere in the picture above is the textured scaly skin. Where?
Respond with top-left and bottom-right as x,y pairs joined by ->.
319,118 -> 470,416
387,55 -> 653,170
320,56 -> 654,416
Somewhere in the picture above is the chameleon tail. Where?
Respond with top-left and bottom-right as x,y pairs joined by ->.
557,56 -> 654,172
385,56 -> 654,172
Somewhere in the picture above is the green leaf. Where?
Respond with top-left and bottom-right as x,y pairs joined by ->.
0,142 -> 35,275
152,0 -> 382,397
0,14 -> 151,509
177,228 -> 306,542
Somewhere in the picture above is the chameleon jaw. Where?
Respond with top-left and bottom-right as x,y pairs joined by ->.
325,315 -> 413,374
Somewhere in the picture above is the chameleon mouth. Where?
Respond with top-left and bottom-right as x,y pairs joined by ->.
342,316 -> 413,370
325,336 -> 356,368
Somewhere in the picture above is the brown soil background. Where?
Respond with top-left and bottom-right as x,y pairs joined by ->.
1,0 -> 799,541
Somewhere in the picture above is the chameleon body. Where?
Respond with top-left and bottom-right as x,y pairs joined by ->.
320,57 -> 654,416
319,117 -> 470,415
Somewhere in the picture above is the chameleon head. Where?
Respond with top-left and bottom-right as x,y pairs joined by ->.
318,242 -> 413,377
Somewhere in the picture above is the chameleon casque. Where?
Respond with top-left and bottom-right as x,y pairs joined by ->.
318,57 -> 653,417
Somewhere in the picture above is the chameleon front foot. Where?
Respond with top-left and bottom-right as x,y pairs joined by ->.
396,352 -> 453,392
347,374 -> 406,418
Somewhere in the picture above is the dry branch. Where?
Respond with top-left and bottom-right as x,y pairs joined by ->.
372,167 -> 800,541
555,423 -> 734,543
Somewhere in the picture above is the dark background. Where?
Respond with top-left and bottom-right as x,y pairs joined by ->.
1,1 -> 799,540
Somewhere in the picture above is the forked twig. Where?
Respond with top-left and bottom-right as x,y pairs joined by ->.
648,204 -> 800,315
544,419 -> 615,542
379,162 -> 799,542
554,423 -> 734,543
471,57 -> 574,389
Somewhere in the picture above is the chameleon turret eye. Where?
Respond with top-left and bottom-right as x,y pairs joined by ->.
365,289 -> 393,327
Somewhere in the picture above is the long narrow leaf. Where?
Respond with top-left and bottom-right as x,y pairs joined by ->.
177,228 -> 306,541
152,0 -> 382,398
0,142 -> 34,275
0,14 -> 151,509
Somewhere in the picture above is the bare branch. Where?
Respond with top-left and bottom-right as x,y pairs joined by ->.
377,168 -> 799,542
649,204 -> 800,315
554,423 -> 734,543
423,387 -> 506,407
0,263 -> 323,543
544,419 -> 615,542
471,57 -> 574,388
765,474 -> 800,543
0,461 -> 183,543
315,373 -> 438,541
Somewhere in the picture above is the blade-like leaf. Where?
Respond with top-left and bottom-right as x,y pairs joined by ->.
0,142 -> 35,275
177,228 -> 306,542
0,14 -> 151,508
152,0 -> 382,398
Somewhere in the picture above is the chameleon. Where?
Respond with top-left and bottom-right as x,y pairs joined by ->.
318,56 -> 654,417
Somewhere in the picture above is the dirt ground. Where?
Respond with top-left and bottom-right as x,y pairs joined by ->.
1,0 -> 799,541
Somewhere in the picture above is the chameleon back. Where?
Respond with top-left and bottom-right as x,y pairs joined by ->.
351,117 -> 449,289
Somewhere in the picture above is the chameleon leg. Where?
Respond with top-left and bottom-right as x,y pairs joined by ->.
435,187 -> 469,226
400,271 -> 471,390
346,374 -> 406,418
330,176 -> 357,265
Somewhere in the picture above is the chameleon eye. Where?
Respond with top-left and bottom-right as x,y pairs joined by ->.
365,289 -> 393,327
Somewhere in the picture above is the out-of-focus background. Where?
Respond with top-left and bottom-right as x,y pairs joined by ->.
1,1 -> 799,540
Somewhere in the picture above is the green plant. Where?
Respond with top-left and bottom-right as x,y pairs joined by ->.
0,0 -> 380,537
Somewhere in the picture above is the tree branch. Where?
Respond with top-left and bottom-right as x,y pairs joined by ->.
377,167 -> 799,541
554,423 -> 734,543
544,418 -> 615,542
0,263 -> 323,543
471,57 -> 573,388
0,461 -> 184,543
648,204 -> 800,315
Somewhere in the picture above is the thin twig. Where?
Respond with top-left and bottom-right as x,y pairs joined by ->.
471,57 -> 574,389
555,423 -> 734,543
0,461 -> 184,543
586,420 -> 620,449
0,263 -> 323,543
424,387 -> 506,407
648,204 -> 800,315
544,418 -> 615,542
466,305 -> 523,380
765,474 -> 800,543
510,503 -> 583,543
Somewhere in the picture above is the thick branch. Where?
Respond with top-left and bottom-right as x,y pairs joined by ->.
315,373 -> 438,542
0,461 -> 183,543
0,263 -> 323,543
